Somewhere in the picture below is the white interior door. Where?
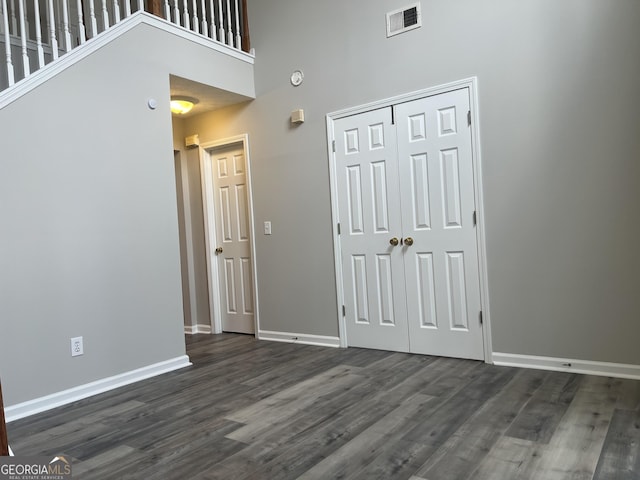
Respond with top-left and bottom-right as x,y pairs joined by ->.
395,89 -> 483,359
334,87 -> 484,359
209,144 -> 255,334
334,108 -> 410,352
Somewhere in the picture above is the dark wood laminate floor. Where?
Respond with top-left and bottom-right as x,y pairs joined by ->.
7,334 -> 640,479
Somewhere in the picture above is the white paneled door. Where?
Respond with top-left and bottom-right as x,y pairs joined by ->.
335,107 -> 410,352
209,144 -> 255,334
334,88 -> 483,359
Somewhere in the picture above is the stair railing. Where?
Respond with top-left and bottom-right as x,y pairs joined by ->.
0,0 -> 250,93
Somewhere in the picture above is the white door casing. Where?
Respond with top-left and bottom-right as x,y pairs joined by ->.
200,136 -> 258,335
329,81 -> 488,360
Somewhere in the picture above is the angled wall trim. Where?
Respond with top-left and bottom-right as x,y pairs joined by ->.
5,356 -> 192,422
493,352 -> 640,380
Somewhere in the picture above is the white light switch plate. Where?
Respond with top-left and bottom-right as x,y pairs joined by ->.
264,221 -> 272,235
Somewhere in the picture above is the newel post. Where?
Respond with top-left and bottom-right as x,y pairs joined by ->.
241,0 -> 250,52
0,380 -> 9,456
146,0 -> 163,17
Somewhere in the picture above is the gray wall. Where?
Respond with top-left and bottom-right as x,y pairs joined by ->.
0,22 -> 254,405
184,0 -> 640,363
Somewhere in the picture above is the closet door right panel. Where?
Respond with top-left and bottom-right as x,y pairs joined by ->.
395,88 -> 484,359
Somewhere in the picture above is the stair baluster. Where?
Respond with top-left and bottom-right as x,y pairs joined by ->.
33,0 -> 45,65
181,0 -> 188,31
208,0 -> 214,40
224,0 -> 230,45
76,0 -> 86,43
46,0 -> 58,59
217,0 -> 223,45
190,0 -> 196,33
113,0 -> 120,23
9,0 -> 15,33
17,0 -> 27,75
88,0 -> 97,38
172,0 -> 179,26
233,0 -> 239,49
61,0 -> 72,51
163,0 -> 169,23
199,0 -> 206,37
2,0 -> 14,85
101,0 -> 108,30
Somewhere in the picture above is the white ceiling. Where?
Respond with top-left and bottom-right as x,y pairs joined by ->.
169,75 -> 252,118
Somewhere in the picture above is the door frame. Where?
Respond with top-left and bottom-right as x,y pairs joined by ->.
199,134 -> 260,335
326,77 -> 493,363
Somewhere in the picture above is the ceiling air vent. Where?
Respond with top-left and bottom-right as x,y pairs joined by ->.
386,3 -> 421,38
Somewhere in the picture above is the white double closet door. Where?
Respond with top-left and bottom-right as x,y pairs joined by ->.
334,88 -> 484,360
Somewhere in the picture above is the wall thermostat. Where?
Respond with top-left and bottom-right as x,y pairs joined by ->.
291,109 -> 305,124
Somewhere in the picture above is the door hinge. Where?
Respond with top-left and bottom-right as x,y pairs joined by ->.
332,140 -> 336,152
467,110 -> 472,127
473,210 -> 477,226
337,223 -> 341,235
479,311 -> 483,325
342,305 -> 346,317
391,106 -> 395,125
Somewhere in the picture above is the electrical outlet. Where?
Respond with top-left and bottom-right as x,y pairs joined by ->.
71,336 -> 84,357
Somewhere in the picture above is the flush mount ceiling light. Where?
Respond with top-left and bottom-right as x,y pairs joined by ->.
170,96 -> 199,115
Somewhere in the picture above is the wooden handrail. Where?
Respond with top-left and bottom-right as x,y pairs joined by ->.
241,0 -> 250,52
0,380 -> 9,456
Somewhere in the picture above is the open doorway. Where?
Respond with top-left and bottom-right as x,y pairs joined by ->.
173,149 -> 212,334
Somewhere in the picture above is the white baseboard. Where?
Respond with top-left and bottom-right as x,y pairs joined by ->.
493,352 -> 640,380
5,355 -> 192,422
184,324 -> 212,334
258,330 -> 341,348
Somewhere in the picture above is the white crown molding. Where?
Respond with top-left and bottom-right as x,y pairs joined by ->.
5,355 -> 192,422
0,11 -> 254,111
258,330 -> 341,348
493,352 -> 640,380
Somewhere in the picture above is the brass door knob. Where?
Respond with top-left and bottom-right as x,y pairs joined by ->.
215,247 -> 223,254
389,237 -> 400,246
404,237 -> 414,246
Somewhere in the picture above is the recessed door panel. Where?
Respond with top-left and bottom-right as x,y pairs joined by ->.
375,254 -> 395,326
446,252 -> 468,330
441,148 -> 462,229
416,253 -> 437,329
410,153 -> 431,230
371,161 -> 390,232
351,255 -> 369,324
347,166 -> 364,234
